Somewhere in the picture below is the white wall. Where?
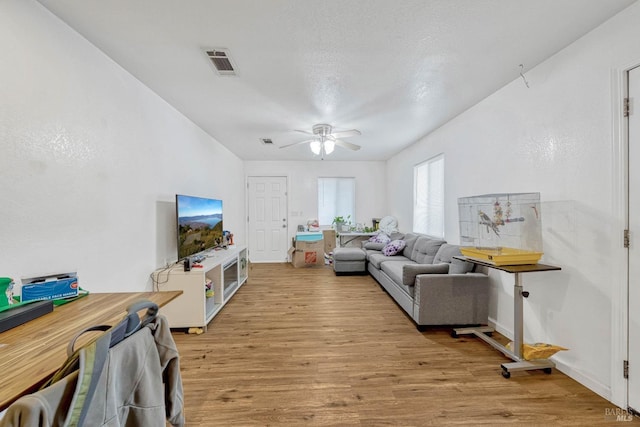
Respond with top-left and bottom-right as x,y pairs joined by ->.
0,0 -> 245,293
244,160 -> 387,237
388,2 -> 640,404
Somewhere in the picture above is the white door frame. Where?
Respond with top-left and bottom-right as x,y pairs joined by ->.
612,61 -> 640,409
245,174 -> 290,262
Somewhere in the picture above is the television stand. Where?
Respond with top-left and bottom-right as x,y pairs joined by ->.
190,254 -> 206,263
152,245 -> 248,330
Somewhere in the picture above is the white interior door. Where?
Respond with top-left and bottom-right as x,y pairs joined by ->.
247,176 -> 288,263
628,65 -> 640,412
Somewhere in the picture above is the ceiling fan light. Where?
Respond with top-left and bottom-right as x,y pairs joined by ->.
324,140 -> 335,154
310,140 -> 321,155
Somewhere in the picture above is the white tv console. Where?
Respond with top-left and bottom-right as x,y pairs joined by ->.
152,245 -> 248,330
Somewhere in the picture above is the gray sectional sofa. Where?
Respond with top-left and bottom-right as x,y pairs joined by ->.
363,232 -> 489,327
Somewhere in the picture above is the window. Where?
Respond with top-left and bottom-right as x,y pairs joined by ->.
318,177 -> 355,226
413,154 -> 444,237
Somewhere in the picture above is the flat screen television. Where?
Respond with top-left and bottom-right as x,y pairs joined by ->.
176,194 -> 223,261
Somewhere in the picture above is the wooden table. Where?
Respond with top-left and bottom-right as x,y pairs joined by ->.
452,257 -> 561,378
0,291 -> 182,411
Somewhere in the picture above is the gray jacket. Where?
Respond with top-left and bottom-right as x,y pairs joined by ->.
0,314 -> 184,427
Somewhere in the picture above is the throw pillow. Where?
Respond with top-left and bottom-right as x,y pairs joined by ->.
369,233 -> 391,244
402,263 -> 450,286
382,240 -> 406,256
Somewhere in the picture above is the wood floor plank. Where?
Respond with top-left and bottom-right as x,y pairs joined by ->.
173,263 -> 638,425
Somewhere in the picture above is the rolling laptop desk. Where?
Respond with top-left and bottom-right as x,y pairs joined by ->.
452,256 -> 561,378
0,291 -> 182,411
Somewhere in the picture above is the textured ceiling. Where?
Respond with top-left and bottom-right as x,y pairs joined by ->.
37,0 -> 636,161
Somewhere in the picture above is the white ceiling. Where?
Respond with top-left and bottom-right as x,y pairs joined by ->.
37,0 -> 636,161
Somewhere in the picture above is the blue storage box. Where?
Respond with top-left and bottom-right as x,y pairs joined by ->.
295,232 -> 323,242
21,273 -> 79,302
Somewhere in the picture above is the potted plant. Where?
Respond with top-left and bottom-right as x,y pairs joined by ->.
332,215 -> 352,232
332,216 -> 345,231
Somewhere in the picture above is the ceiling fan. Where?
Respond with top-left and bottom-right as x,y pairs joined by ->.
279,124 -> 361,158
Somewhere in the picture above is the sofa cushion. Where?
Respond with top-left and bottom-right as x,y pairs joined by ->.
368,252 -> 411,269
433,244 -> 463,264
380,261 -> 415,295
363,248 -> 382,259
382,240 -> 406,256
449,257 -> 474,274
363,241 -> 385,250
410,237 -> 446,264
401,263 -> 450,285
333,247 -> 366,261
401,233 -> 421,258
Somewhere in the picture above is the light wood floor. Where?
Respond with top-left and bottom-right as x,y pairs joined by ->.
172,263 -> 638,426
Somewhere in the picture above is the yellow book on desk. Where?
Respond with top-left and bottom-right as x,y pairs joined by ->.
460,247 -> 542,266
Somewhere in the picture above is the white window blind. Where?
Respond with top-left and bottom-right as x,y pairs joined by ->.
413,155 -> 444,237
318,177 -> 355,226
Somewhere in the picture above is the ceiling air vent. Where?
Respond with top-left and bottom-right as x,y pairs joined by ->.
260,138 -> 274,146
205,48 -> 237,76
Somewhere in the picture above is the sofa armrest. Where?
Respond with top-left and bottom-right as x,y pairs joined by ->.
412,273 -> 489,325
402,263 -> 449,286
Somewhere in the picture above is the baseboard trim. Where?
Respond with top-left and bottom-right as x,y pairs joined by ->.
552,358 -> 612,402
487,317 -> 511,340
488,317 -> 612,402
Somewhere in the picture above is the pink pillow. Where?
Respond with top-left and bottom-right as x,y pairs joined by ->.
382,239 -> 406,256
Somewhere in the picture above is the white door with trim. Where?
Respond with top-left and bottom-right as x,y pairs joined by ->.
247,176 -> 289,263
628,64 -> 640,412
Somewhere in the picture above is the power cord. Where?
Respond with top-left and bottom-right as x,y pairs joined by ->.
150,263 -> 180,291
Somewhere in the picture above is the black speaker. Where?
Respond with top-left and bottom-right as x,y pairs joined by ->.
183,258 -> 191,272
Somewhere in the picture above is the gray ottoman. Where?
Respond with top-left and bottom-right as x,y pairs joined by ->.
333,247 -> 367,274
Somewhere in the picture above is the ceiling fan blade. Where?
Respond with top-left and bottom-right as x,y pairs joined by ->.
333,138 -> 361,151
330,129 -> 361,139
279,139 -> 315,149
293,129 -> 314,136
